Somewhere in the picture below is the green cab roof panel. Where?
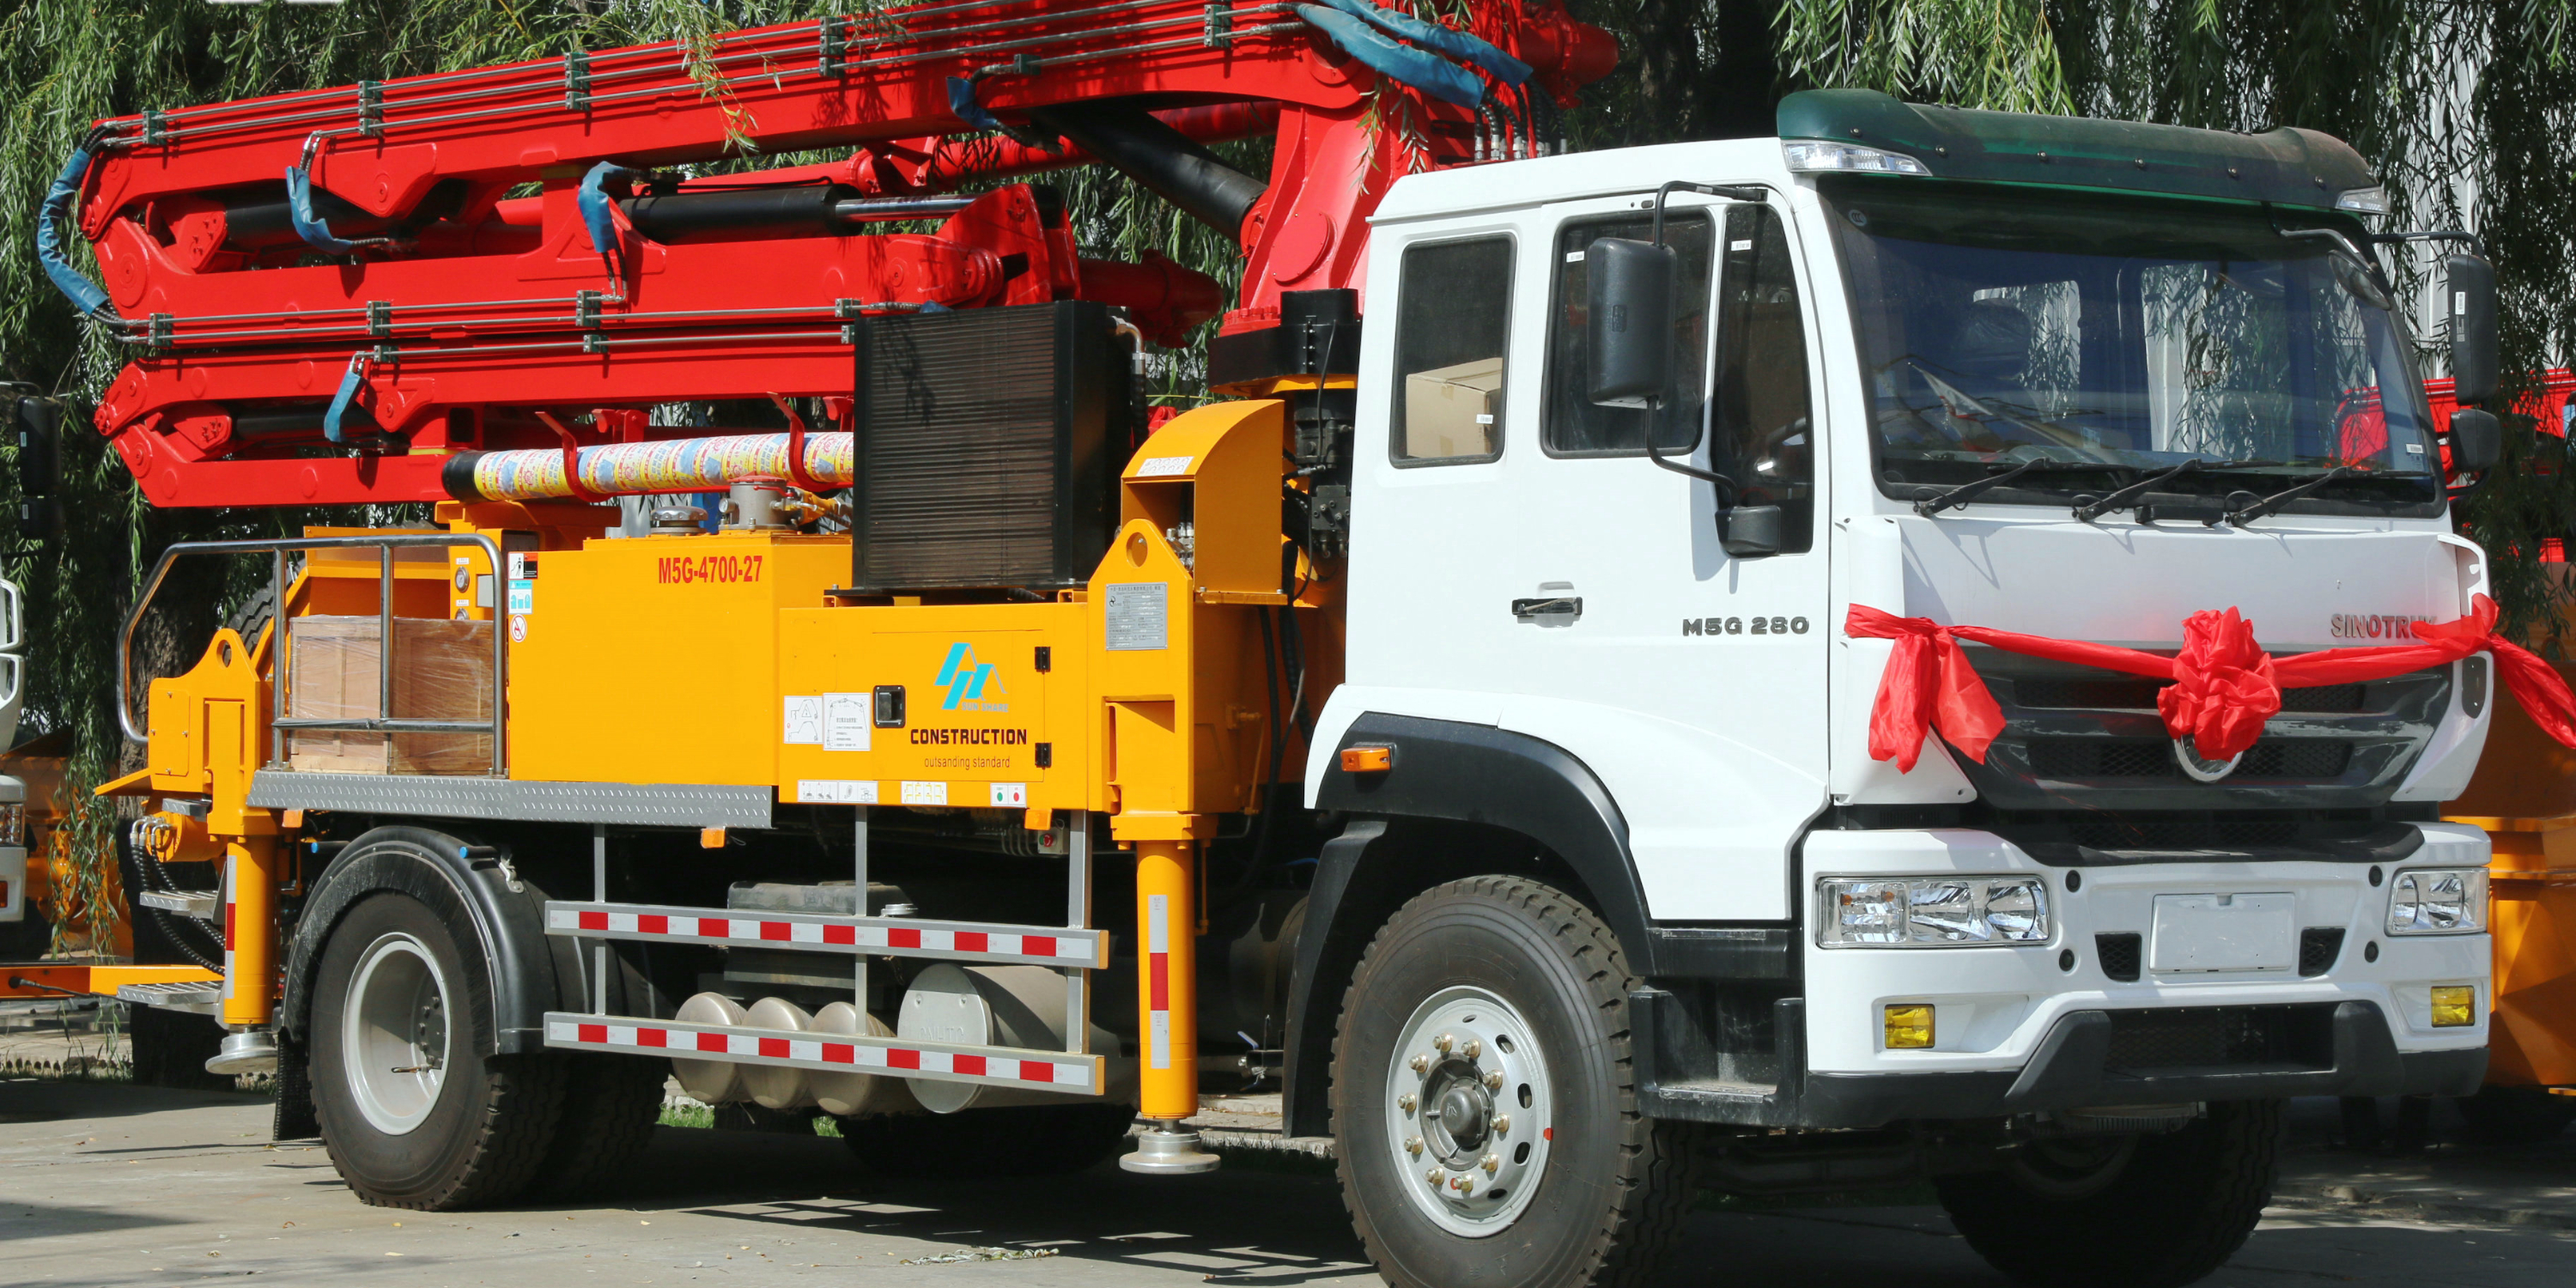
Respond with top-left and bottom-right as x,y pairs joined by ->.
1776,89 -> 2375,211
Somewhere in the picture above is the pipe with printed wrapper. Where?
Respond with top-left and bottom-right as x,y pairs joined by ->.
441,431 -> 856,502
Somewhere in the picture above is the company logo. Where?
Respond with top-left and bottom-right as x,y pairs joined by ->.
2330,612 -> 2431,640
936,642 -> 1008,713
2173,737 -> 2241,783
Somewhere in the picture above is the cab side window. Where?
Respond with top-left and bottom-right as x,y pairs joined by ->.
1544,213 -> 1714,455
1716,204 -> 1816,553
1392,237 -> 1514,465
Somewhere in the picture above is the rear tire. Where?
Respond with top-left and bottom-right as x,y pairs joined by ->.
310,889 -> 565,1209
1331,877 -> 1694,1288
523,1054 -> 666,1198
1936,1099 -> 2281,1288
836,1102 -> 1138,1178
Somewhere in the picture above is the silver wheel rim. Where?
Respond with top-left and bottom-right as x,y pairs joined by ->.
341,932 -> 452,1136
1382,986 -> 1553,1237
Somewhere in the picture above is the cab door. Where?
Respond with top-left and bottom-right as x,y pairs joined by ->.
1490,195 -> 1832,921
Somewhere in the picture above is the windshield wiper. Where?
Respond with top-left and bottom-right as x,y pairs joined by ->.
1913,458 -> 2102,517
2217,467 -> 2356,526
2071,458 -> 2281,522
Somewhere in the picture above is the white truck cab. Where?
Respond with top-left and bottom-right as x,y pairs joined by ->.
1312,92 -> 2489,1151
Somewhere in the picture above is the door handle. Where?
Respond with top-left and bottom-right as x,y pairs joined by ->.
1512,597 -> 1582,625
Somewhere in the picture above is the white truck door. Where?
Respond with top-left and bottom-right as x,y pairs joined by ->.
1342,226 -> 1530,724
1490,196 -> 1832,921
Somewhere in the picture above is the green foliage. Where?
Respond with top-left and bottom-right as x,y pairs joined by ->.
1773,0 -> 2072,114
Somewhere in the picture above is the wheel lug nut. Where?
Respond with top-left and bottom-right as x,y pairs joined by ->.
1425,1167 -> 1444,1187
1461,1039 -> 1481,1059
1409,1054 -> 1430,1074
1455,1175 -> 1476,1196
1433,1033 -> 1454,1054
1491,1114 -> 1510,1135
1397,1093 -> 1417,1114
1405,1135 -> 1424,1157
1483,1070 -> 1504,1091
1481,1152 -> 1500,1174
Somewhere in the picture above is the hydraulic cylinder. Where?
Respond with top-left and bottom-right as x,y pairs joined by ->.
1133,838 -> 1199,1122
219,836 -> 281,1029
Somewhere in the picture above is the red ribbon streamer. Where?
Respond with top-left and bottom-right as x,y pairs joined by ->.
1845,594 -> 2576,772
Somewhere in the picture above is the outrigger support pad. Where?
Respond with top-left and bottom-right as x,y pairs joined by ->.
1121,1121 -> 1221,1175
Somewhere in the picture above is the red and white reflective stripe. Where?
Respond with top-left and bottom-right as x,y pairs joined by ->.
541,902 -> 1102,968
541,1015 -> 1097,1090
219,854 -> 238,1004
1145,892 -> 1170,1071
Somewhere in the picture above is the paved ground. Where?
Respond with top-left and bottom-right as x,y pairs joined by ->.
3,1076 -> 2572,1287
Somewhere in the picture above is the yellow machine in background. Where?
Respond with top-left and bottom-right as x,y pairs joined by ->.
2443,647 -> 2576,1134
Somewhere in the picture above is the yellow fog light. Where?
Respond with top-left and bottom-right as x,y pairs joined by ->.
1884,1004 -> 1935,1049
2430,986 -> 2476,1028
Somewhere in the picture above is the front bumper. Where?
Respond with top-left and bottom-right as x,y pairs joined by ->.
1637,823 -> 2491,1128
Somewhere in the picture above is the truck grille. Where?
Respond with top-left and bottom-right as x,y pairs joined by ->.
1956,647 -> 2450,814
2026,738 -> 2353,781
2016,677 -> 2367,714
2298,927 -> 2346,977
2095,933 -> 2142,982
2104,1005 -> 2335,1072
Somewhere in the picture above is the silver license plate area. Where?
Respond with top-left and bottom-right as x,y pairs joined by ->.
2148,893 -> 2296,973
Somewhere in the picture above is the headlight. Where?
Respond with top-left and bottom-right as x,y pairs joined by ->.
2386,867 -> 2487,935
1818,876 -> 2051,947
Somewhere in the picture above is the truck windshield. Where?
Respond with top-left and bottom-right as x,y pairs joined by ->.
1824,180 -> 2442,517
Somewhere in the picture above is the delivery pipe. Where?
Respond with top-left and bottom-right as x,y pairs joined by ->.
442,430 -> 854,502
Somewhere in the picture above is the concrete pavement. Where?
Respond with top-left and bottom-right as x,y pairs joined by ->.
3,1076 -> 2571,1287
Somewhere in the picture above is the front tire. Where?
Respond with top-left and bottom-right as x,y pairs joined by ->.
1936,1099 -> 2282,1288
1331,877 -> 1693,1288
310,889 -> 565,1209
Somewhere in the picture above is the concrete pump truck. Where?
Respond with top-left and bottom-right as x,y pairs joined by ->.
5,3 -> 2535,1286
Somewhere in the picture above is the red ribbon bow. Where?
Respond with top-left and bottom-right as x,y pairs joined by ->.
1844,594 -> 2576,772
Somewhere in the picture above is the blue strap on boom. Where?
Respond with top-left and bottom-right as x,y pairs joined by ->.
1307,0 -> 1530,87
285,165 -> 367,255
323,354 -> 369,446
945,76 -> 1009,133
38,146 -> 114,319
579,161 -> 642,258
1294,5 -> 1485,108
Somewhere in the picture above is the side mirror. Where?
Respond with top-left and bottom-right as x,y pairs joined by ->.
1719,504 -> 1782,558
1585,237 -> 1677,408
2447,407 -> 2500,474
2445,252 -> 2499,406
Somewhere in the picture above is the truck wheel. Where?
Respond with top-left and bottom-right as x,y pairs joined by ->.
837,1102 -> 1138,1178
1331,877 -> 1694,1288
310,890 -> 565,1209
523,1054 -> 666,1198
1936,1099 -> 2281,1288
2457,1084 -> 2576,1143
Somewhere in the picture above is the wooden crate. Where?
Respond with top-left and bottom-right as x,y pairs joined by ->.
286,616 -> 495,775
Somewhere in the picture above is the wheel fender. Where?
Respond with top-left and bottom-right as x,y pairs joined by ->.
1314,712 -> 1653,963
1284,713 -> 1659,1135
281,825 -> 559,1056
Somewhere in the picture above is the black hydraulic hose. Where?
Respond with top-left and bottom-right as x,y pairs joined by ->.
1024,102 -> 1267,242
